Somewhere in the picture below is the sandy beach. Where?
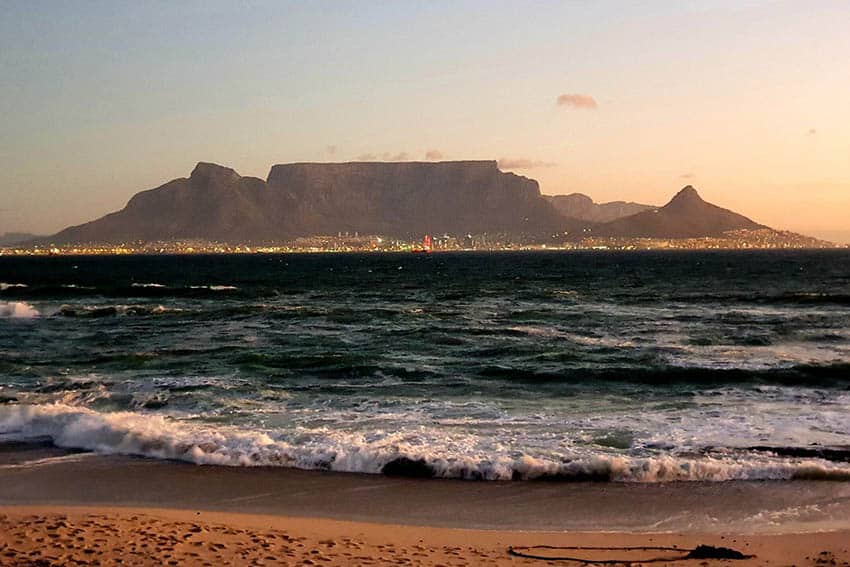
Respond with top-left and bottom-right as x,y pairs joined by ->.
1,506 -> 849,566
2,447 -> 850,565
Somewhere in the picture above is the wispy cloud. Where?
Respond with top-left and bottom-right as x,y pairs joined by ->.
325,145 -> 337,155
498,158 -> 558,170
680,172 -> 694,179
355,152 -> 409,162
425,149 -> 443,160
808,128 -> 817,135
556,93 -> 598,110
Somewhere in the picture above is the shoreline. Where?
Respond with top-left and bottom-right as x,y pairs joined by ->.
2,246 -> 847,258
2,447 -> 850,535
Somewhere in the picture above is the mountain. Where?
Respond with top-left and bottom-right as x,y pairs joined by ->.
0,232 -> 40,246
591,186 -> 765,238
51,163 -> 272,243
546,193 -> 653,223
48,161 -> 574,244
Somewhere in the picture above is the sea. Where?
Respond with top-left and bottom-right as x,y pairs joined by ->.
1,250 -> 849,482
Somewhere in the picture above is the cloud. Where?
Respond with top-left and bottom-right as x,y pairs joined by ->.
808,128 -> 817,135
680,172 -> 694,179
556,93 -> 598,109
497,158 -> 558,170
325,145 -> 337,155
425,149 -> 444,160
356,152 -> 409,162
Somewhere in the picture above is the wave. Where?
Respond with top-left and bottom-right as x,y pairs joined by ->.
477,362 -> 850,386
8,283 -> 248,300
2,404 -> 849,482
54,304 -> 185,318
670,292 -> 850,307
0,283 -> 28,291
0,301 -> 39,318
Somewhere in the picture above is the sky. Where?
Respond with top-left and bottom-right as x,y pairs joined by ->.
1,0 -> 849,241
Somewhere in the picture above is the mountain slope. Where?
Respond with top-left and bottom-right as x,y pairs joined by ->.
593,186 -> 764,238
546,193 -> 654,223
51,163 -> 275,243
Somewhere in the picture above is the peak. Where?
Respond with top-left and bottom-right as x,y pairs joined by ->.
668,185 -> 703,204
190,162 -> 240,181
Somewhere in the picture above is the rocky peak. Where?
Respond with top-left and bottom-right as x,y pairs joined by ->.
190,162 -> 241,184
668,185 -> 704,206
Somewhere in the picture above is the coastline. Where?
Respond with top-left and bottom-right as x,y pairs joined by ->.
2,449 -> 850,565
2,447 -> 850,535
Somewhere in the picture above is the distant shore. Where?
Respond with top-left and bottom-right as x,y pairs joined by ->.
2,449 -> 850,565
1,240 -> 845,257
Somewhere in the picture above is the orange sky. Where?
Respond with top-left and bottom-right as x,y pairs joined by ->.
1,1 -> 848,241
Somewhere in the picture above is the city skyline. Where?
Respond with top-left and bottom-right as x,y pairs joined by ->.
2,1 -> 849,242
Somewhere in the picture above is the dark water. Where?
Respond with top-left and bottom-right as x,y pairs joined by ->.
1,250 -> 849,481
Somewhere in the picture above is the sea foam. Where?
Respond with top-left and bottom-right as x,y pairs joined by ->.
0,301 -> 39,318
2,404 -> 848,482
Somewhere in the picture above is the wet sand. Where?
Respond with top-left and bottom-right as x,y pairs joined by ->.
1,446 -> 850,565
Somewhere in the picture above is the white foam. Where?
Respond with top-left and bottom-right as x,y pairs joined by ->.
131,283 -> 167,288
54,304 -> 184,317
188,285 -> 239,291
2,404 -> 848,482
0,283 -> 28,291
0,301 -> 39,318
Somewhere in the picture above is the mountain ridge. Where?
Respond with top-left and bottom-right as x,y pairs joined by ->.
545,193 -> 654,224
49,161 -> 577,244
39,162 -> 818,246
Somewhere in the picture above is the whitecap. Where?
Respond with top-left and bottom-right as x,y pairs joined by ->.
0,301 -> 39,318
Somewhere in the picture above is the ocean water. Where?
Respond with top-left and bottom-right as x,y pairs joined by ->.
1,250 -> 849,482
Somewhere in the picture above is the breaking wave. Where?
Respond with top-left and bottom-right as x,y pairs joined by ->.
0,301 -> 39,318
2,404 -> 849,482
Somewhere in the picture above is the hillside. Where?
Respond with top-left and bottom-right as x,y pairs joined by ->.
591,186 -> 765,238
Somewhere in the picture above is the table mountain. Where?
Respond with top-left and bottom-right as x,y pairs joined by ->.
48,161 -> 573,244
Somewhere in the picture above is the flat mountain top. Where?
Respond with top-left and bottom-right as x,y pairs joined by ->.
47,161 -> 571,244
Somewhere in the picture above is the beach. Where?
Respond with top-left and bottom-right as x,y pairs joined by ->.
2,506 -> 850,566
3,252 -> 850,564
2,448 -> 850,565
